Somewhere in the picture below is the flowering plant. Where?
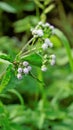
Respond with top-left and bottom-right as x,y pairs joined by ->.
15,22 -> 56,80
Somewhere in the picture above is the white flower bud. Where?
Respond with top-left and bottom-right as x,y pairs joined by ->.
23,61 -> 29,67
50,59 -> 55,66
51,54 -> 56,59
27,66 -> 32,71
17,73 -> 22,79
45,38 -> 50,44
42,43 -> 48,50
36,29 -> 43,37
41,24 -> 45,27
38,21 -> 43,25
45,23 -> 50,27
45,38 -> 53,48
23,68 -> 29,74
17,67 -> 22,73
50,25 -> 54,30
41,65 -> 47,72
49,42 -> 53,48
32,29 -> 37,35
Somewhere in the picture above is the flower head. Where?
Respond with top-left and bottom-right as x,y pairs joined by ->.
41,65 -> 47,72
17,67 -> 22,73
23,68 -> 29,74
27,66 -> 32,71
45,38 -> 53,48
50,54 -> 56,59
45,23 -> 50,27
36,29 -> 43,37
23,61 -> 29,67
17,73 -> 22,79
50,59 -> 56,66
38,21 -> 43,25
42,43 -> 48,50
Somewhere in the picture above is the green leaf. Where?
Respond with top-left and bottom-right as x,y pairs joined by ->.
44,0 -> 51,5
50,35 -> 62,47
46,108 -> 66,120
34,0 -> 44,9
44,4 -> 55,14
0,64 -> 13,93
14,16 -> 39,33
0,52 -> 11,61
21,53 -> 42,67
0,58 -> 11,78
23,1 -> 35,11
0,2 -> 17,13
55,29 -> 73,72
37,113 -> 45,129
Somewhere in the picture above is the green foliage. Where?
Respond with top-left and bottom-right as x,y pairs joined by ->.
14,16 -> 39,33
0,64 -> 13,93
0,0 -> 73,130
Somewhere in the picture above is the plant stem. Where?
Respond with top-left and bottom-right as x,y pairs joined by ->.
21,47 -> 36,58
55,29 -> 73,72
16,37 -> 34,60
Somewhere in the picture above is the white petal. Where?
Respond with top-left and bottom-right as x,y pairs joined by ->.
23,61 -> 29,67
17,68 -> 22,73
17,73 -> 22,79
42,43 -> 48,50
23,68 -> 29,74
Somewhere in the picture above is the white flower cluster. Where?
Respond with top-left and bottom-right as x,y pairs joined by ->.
42,38 -> 53,50
17,61 -> 32,79
31,21 -> 56,72
32,29 -> 43,37
41,54 -> 56,72
38,21 -> 54,33
31,21 -> 54,38
49,54 -> 56,66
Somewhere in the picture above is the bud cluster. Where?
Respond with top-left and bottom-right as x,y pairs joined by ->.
31,21 -> 56,72
42,38 -> 53,50
17,61 -> 32,79
41,54 -> 56,72
31,21 -> 54,38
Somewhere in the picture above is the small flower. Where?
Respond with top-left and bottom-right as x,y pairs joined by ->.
23,61 -> 29,67
45,38 -> 53,48
45,23 -> 50,27
51,54 -> 56,59
32,29 -> 37,35
45,38 -> 50,44
50,59 -> 55,66
41,65 -> 47,72
38,21 -> 43,25
42,43 -> 48,50
50,25 -> 54,30
36,29 -> 43,37
27,66 -> 32,71
17,67 -> 22,73
17,73 -> 22,79
23,68 -> 29,74
44,54 -> 48,59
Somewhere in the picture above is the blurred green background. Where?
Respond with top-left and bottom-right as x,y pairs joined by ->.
0,0 -> 73,130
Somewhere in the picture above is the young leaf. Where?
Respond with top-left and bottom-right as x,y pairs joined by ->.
0,2 -> 17,13
0,52 -> 11,61
44,4 -> 55,14
0,64 -> 13,93
0,58 -> 11,78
